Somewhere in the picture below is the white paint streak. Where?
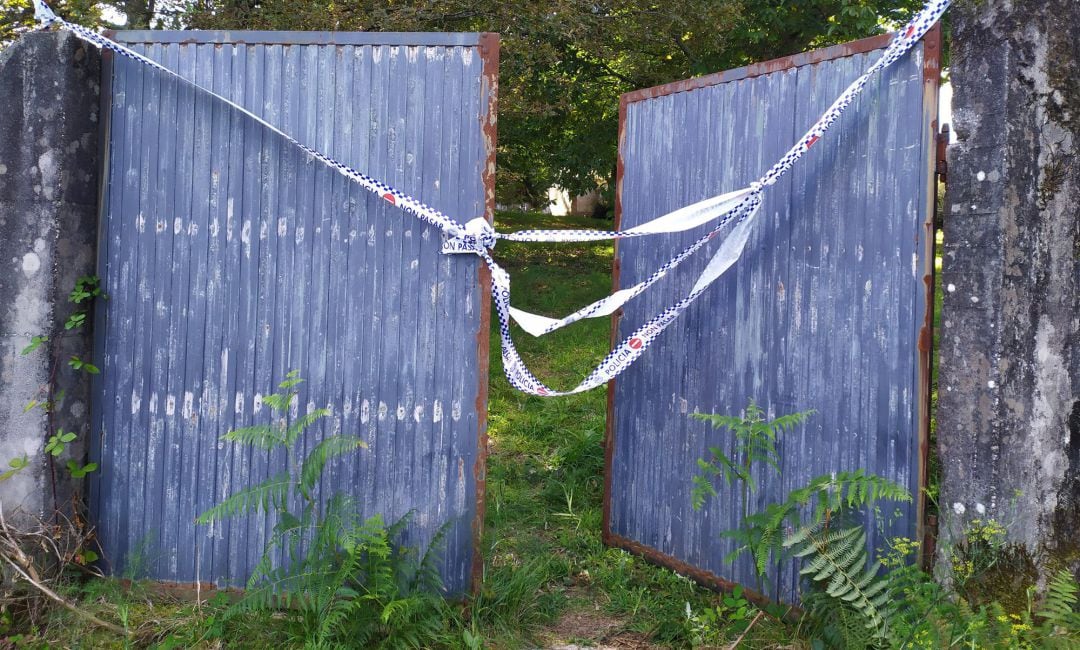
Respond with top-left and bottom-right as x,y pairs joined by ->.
1031,316 -> 1070,499
433,400 -> 442,423
21,252 -> 40,275
166,394 -> 176,416
37,150 -> 58,200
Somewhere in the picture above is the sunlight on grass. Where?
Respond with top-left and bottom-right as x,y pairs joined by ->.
478,211 -> 790,647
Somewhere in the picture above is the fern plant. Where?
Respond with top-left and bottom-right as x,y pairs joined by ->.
785,524 -> 889,632
691,401 -> 812,509
691,401 -> 813,581
1036,569 -> 1080,647
197,371 -> 450,648
691,400 -> 912,643
799,536 -> 1080,648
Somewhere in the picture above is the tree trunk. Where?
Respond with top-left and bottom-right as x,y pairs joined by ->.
937,0 -> 1080,590
121,0 -> 156,29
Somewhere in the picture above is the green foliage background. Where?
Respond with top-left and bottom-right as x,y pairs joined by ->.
2,0 -> 926,205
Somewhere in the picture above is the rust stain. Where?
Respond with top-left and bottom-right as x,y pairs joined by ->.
603,94 -> 629,542
915,20 -> 943,570
471,31 -> 499,597
605,532 -> 802,615
619,32 -> 893,106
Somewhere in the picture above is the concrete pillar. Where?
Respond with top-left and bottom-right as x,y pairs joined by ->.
938,0 -> 1079,585
0,32 -> 100,517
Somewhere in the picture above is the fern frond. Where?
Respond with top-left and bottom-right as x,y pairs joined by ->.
262,391 -> 296,412
767,409 -> 815,434
691,473 -> 719,511
196,471 -> 292,524
414,520 -> 451,594
1040,569 -> 1079,619
285,407 -> 332,446
786,525 -> 885,633
1038,569 -> 1080,635
692,412 -> 746,431
220,423 -> 283,449
299,433 -> 366,494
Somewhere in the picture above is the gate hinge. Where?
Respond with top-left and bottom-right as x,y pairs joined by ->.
936,123 -> 950,183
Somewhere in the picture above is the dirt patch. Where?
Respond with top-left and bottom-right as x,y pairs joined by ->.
544,609 -> 662,649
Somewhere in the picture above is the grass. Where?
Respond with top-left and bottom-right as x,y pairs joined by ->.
10,210 -> 792,649
472,210 -> 790,648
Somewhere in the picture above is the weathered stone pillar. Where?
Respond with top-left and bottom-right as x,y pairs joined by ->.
0,32 -> 100,517
938,0 -> 1079,585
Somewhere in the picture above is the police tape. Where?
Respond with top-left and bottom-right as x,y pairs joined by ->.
31,0 -> 950,397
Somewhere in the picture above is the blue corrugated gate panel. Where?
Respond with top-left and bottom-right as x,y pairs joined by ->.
90,31 -> 496,594
606,33 -> 939,603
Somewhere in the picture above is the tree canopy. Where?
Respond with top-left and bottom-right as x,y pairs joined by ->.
1,0 -> 926,208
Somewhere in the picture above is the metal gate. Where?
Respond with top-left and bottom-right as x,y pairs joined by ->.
90,30 -> 497,593
605,30 -> 941,603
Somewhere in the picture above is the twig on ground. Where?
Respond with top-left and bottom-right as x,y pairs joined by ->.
1,552 -> 129,636
727,610 -> 764,649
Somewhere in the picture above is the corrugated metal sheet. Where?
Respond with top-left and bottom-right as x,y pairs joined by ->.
90,30 -> 497,594
605,32 -> 940,604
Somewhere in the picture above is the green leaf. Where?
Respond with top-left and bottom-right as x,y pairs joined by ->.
0,456 -> 29,482
21,336 -> 47,355
65,312 -> 87,330
66,460 -> 98,478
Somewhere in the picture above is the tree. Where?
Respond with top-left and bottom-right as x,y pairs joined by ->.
181,0 -> 926,207
1,1 -> 100,47
4,0 -> 927,205
1,0 -> 180,46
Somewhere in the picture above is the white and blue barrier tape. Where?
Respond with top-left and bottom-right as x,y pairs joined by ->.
31,0 -> 949,397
